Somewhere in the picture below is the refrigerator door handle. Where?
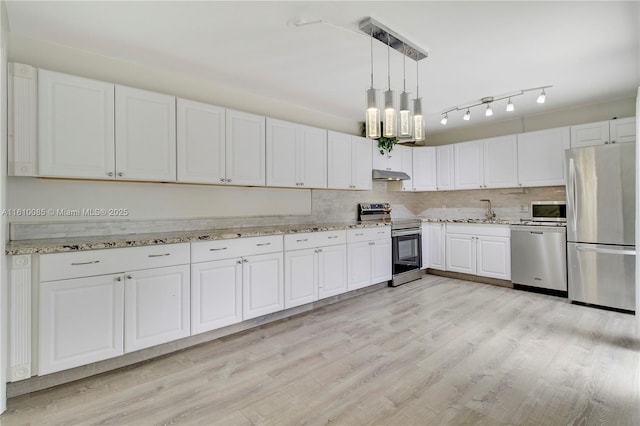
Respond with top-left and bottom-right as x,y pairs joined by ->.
568,157 -> 577,233
576,245 -> 636,256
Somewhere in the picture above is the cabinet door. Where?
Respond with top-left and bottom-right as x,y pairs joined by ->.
428,223 -> 446,270
318,244 -> 348,299
476,236 -> 511,280
284,248 -> 317,309
610,117 -> 636,144
483,135 -> 518,188
191,259 -> 242,335
298,125 -> 327,188
397,145 -> 413,191
412,147 -> 437,191
39,274 -> 124,375
266,118 -> 298,188
421,224 -> 430,270
115,85 -> 176,181
327,131 -> 352,189
570,121 -> 609,148
226,109 -> 266,186
446,234 -> 476,274
347,241 -> 372,290
372,150 -> 389,171
386,149 -> 403,172
38,69 -> 115,179
454,141 -> 484,189
517,127 -> 570,187
176,98 -> 226,184
352,136 -> 373,190
124,265 -> 190,352
371,238 -> 392,284
243,252 -> 284,320
436,145 -> 455,190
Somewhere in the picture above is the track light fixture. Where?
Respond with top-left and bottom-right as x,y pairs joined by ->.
440,85 -> 552,125
359,17 -> 428,141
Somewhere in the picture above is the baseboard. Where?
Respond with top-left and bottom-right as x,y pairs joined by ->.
426,269 -> 513,289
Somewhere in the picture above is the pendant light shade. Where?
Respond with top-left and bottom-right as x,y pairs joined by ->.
463,109 -> 471,121
366,88 -> 380,138
383,34 -> 397,137
398,43 -> 412,137
537,89 -> 546,104
413,97 -> 424,141
365,28 -> 380,139
485,104 -> 493,116
506,98 -> 514,112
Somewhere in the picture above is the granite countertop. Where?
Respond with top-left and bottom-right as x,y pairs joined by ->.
420,218 -> 568,227
6,221 -> 389,255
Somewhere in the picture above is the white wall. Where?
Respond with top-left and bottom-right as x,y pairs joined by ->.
1,0 -> 8,413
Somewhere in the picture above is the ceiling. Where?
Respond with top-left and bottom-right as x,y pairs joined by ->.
5,1 -> 640,135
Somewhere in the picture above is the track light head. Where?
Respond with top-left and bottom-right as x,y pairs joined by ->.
506,98 -> 514,112
440,114 -> 448,125
463,109 -> 471,121
537,89 -> 546,104
485,104 -> 493,117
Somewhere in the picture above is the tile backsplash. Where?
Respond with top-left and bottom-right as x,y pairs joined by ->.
10,183 -> 566,240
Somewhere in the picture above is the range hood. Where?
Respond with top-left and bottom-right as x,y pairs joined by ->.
372,169 -> 411,181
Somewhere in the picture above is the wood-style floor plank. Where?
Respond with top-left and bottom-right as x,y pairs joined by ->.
2,275 -> 638,425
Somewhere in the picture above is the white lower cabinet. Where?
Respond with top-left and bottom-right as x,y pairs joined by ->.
347,227 -> 392,291
445,224 -> 511,280
191,258 -> 243,335
284,231 -> 348,309
39,273 -> 124,375
124,265 -> 190,353
422,222 -> 446,270
243,252 -> 284,319
38,244 -> 190,375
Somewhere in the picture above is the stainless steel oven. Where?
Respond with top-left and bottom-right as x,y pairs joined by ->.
358,203 -> 423,287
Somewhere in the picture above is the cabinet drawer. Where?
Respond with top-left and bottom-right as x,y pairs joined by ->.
284,230 -> 346,251
191,235 -> 283,263
347,226 -> 391,243
446,223 -> 510,238
40,243 -> 190,282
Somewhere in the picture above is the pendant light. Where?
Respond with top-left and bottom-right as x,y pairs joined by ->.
536,89 -> 546,104
506,98 -> 514,112
398,43 -> 412,137
485,104 -> 493,116
463,109 -> 471,120
383,33 -> 397,138
365,28 -> 380,138
413,60 -> 424,142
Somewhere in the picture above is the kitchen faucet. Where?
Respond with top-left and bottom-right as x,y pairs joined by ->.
480,199 -> 496,220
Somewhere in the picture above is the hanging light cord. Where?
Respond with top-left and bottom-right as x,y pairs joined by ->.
403,43 -> 406,93
415,61 -> 420,98
387,33 -> 391,90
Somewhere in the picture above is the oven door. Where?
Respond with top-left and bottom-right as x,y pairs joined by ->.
392,230 -> 422,275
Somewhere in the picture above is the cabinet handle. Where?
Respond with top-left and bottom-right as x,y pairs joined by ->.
115,276 -> 122,281
220,178 -> 225,182
71,260 -> 100,266
209,247 -> 228,251
117,172 -> 124,177
317,248 -> 323,253
126,274 -> 133,279
296,239 -> 309,242
256,242 -> 271,246
237,260 -> 242,264
107,172 -> 114,177
227,179 -> 232,183
355,233 -> 364,236
328,236 -> 339,239
611,140 -> 616,144
369,242 -> 375,245
148,253 -> 170,257
243,258 -> 249,263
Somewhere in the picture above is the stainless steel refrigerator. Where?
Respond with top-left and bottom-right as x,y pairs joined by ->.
566,143 -> 636,311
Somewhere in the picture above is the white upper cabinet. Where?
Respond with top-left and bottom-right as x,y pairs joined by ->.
517,127 -> 570,187
436,145 -> 455,190
373,144 -> 403,172
38,69 -> 115,179
454,140 -> 484,190
266,119 -> 327,188
327,132 -> 372,190
571,117 -> 636,148
397,145 -> 413,191
115,85 -> 176,182
176,98 -> 226,184
226,109 -> 266,186
483,135 -> 518,188
411,146 -> 437,191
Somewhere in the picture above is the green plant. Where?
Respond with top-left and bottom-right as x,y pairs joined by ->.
377,135 -> 399,155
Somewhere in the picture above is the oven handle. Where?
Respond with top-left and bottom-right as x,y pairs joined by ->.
392,229 -> 422,237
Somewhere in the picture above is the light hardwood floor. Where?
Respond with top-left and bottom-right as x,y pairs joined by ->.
2,275 -> 639,425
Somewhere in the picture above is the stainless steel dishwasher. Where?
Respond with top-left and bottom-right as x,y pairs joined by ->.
510,225 -> 567,293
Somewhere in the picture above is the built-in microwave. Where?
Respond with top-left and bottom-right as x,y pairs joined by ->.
531,201 -> 567,222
